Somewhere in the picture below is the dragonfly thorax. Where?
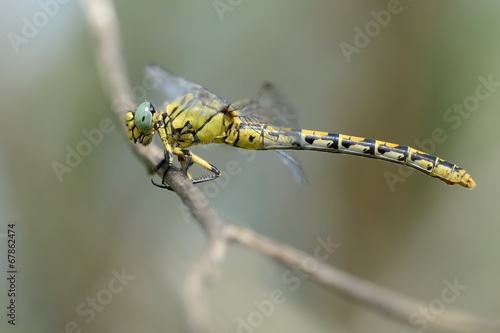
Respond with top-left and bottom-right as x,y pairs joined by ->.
164,93 -> 227,148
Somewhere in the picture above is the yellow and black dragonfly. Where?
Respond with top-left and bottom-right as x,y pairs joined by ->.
126,65 -> 475,190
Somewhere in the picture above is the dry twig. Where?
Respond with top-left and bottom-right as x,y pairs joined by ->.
80,1 -> 500,332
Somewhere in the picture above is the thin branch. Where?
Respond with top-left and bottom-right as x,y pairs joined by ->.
224,224 -> 500,332
80,1 -> 500,332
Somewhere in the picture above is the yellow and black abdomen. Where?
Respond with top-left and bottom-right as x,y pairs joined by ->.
223,120 -> 302,150
225,122 -> 475,188
287,129 -> 475,189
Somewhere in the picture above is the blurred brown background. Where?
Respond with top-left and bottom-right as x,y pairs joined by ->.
0,1 -> 499,332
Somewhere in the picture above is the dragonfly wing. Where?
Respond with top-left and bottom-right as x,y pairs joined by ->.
274,150 -> 306,186
145,64 -> 227,106
232,83 -> 306,185
233,82 -> 301,128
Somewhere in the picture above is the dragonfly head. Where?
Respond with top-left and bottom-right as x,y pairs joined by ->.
125,101 -> 157,145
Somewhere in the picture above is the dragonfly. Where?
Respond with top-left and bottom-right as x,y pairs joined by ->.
125,64 -> 476,190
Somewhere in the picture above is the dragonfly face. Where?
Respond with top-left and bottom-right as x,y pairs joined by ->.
125,101 -> 157,145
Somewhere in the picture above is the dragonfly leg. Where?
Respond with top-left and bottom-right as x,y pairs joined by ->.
151,159 -> 174,190
151,141 -> 175,190
174,148 -> 222,185
178,149 -> 194,179
152,148 -> 222,190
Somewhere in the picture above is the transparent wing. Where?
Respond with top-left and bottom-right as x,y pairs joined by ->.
144,63 -> 228,107
232,83 -> 306,186
145,64 -> 306,186
231,83 -> 300,129
274,150 -> 306,186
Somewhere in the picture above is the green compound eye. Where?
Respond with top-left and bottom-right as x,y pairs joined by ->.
134,101 -> 155,132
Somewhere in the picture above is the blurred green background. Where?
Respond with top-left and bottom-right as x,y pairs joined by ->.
1,1 -> 499,332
